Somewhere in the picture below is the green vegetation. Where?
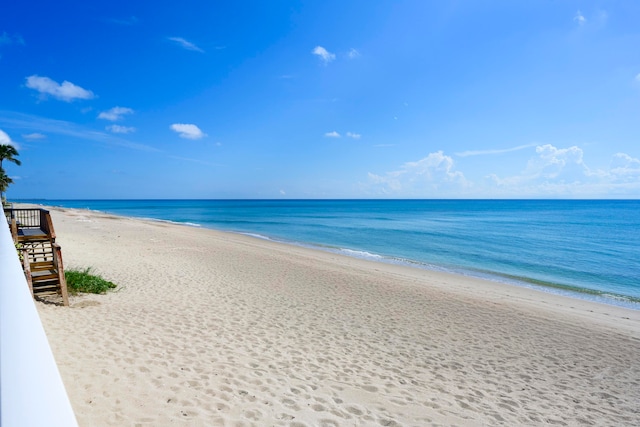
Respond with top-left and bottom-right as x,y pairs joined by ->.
65,267 -> 117,294
0,143 -> 21,203
14,241 -> 24,262
0,169 -> 13,204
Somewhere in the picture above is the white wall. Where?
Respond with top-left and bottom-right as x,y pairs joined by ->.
0,219 -> 78,426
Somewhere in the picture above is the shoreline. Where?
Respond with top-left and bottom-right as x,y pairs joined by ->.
23,201 -> 640,311
25,204 -> 640,425
251,234 -> 640,311
23,202 -> 640,332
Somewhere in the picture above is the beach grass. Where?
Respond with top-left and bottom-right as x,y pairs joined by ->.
65,267 -> 117,294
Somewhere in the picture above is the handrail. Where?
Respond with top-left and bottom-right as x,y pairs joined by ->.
3,208 -> 47,229
10,218 -> 17,242
0,219 -> 78,426
52,243 -> 69,306
43,209 -> 56,240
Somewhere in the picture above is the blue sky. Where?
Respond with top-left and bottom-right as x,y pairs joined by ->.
1,1 -> 639,199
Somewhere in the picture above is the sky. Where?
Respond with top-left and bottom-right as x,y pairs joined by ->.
1,1 -> 639,199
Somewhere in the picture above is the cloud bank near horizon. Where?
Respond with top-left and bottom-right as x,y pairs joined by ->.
367,144 -> 640,198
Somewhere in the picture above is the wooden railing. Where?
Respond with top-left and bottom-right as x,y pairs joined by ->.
3,208 -> 56,241
4,208 -> 68,306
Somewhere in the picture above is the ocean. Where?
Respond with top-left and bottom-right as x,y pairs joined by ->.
20,199 -> 640,309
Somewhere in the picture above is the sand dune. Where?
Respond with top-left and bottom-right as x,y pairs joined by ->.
34,206 -> 640,426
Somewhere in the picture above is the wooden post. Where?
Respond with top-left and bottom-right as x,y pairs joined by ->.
42,210 -> 56,242
52,243 -> 69,307
10,218 -> 18,243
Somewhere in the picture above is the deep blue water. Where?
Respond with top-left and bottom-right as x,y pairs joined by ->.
19,199 -> 640,309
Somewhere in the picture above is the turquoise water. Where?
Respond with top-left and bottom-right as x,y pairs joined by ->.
21,199 -> 640,309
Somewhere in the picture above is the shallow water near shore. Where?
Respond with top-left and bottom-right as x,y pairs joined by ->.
18,199 -> 640,309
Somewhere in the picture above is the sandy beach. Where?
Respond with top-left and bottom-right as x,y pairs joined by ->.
32,206 -> 640,426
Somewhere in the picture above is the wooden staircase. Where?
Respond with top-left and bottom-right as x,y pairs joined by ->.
4,208 -> 69,306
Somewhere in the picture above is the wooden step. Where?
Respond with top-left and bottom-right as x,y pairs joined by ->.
20,242 -> 69,307
9,209 -> 69,306
32,273 -> 59,282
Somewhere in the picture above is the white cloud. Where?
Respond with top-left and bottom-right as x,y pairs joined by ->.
574,10 -> 586,25
25,75 -> 95,102
609,153 -> 640,181
483,144 -> 592,192
366,144 -> 640,198
22,132 -> 46,140
346,132 -> 361,139
525,144 -> 588,180
456,143 -> 536,157
107,124 -> 136,134
404,152 -> 466,181
0,129 -> 18,147
98,106 -> 134,121
482,145 -> 640,197
325,131 -> 341,138
168,37 -> 204,53
347,48 -> 360,59
312,46 -> 336,64
635,73 -> 640,83
170,123 -> 206,140
368,151 -> 468,196
0,111 -> 158,152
